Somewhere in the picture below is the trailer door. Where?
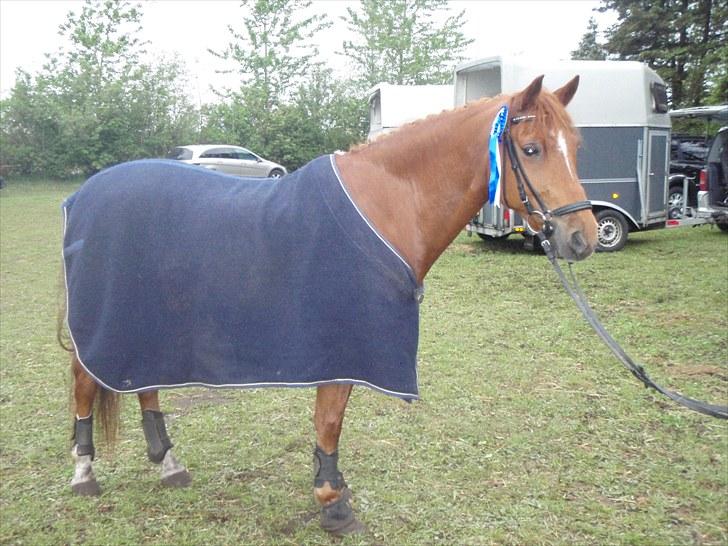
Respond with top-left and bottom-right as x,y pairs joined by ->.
647,130 -> 669,219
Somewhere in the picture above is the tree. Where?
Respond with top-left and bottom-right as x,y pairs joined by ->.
341,0 -> 473,88
207,0 -> 332,161
571,17 -> 608,60
271,69 -> 368,167
0,0 -> 198,177
200,69 -> 367,170
209,0 -> 330,108
598,0 -> 727,106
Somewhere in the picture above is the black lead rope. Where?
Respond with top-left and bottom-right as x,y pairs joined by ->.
500,111 -> 726,419
538,235 -> 728,420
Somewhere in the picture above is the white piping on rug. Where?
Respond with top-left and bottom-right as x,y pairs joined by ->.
328,154 -> 414,274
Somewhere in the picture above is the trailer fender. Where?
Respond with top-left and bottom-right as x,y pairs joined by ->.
589,201 -> 640,230
669,173 -> 691,185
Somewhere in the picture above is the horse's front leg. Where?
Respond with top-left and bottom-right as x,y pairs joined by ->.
137,391 -> 191,487
313,384 -> 365,535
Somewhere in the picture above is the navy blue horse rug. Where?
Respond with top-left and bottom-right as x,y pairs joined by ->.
63,155 -> 421,400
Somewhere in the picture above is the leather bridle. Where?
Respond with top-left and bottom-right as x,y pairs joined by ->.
501,114 -> 592,238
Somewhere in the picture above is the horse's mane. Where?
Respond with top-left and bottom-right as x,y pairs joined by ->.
349,95 -> 496,154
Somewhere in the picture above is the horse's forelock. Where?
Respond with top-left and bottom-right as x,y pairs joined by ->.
513,91 -> 580,146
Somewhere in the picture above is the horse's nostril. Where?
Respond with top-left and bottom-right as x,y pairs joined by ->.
570,231 -> 588,256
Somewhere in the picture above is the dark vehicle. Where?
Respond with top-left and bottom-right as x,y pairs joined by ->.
668,105 -> 727,219
704,126 -> 728,231
668,134 -> 709,216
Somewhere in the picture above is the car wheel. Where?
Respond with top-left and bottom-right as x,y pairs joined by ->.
668,186 -> 694,219
595,209 -> 628,252
269,169 -> 284,179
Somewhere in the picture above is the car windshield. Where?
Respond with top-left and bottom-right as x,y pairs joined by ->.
167,147 -> 193,160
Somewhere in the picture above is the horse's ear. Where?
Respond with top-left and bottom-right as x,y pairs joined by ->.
512,75 -> 544,112
553,76 -> 580,107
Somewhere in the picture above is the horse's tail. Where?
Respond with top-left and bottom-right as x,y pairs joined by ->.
95,387 -> 121,448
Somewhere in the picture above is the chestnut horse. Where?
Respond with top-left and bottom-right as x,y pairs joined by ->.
61,76 -> 597,535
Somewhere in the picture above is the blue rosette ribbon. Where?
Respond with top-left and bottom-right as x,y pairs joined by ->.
488,105 -> 509,205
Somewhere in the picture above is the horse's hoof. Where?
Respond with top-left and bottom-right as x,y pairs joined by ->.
320,487 -> 366,536
324,516 -> 366,537
161,469 -> 191,488
72,479 -> 101,496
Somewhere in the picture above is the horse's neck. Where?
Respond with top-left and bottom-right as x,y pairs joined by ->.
335,100 -> 499,284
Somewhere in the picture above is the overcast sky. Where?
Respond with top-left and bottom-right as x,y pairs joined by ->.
0,0 -> 617,102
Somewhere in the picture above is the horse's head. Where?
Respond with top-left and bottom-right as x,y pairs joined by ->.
501,76 -> 598,262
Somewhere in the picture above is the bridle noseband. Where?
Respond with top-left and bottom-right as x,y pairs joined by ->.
501,114 -> 592,239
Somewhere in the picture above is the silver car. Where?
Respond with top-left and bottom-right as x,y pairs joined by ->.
167,145 -> 287,178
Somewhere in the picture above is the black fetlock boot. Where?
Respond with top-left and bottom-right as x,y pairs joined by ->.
141,410 -> 191,487
313,446 -> 365,536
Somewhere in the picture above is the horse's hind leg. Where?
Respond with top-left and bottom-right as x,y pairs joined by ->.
313,384 -> 365,535
137,391 -> 191,487
71,357 -> 101,496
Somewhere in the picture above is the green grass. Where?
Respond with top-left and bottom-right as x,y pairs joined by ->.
1,179 -> 726,545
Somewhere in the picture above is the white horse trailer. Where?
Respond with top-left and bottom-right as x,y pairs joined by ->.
367,83 -> 453,141
455,57 -> 672,251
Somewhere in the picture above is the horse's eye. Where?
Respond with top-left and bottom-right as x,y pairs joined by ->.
522,143 -> 541,157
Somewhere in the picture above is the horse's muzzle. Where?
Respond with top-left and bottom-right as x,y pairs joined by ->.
569,230 -> 593,261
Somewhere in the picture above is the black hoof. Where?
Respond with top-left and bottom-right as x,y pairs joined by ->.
72,479 -> 101,497
320,488 -> 366,536
161,469 -> 191,488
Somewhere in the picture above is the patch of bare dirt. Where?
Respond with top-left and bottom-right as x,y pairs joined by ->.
168,390 -> 235,413
670,365 -> 727,381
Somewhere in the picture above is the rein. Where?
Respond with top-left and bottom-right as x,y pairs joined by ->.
540,234 -> 728,420
499,111 -> 728,420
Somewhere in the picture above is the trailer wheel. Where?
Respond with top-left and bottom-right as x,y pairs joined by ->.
595,209 -> 628,252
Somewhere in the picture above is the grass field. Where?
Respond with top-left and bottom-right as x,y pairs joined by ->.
1,180 -> 726,545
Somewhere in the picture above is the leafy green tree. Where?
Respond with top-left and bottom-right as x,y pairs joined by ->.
571,17 -> 608,60
341,0 -> 473,88
204,0 -> 368,169
270,69 -> 368,168
0,0 -> 197,177
200,69 -> 367,170
706,42 -> 728,104
598,0 -> 727,106
209,0 -> 330,107
207,0 -> 332,163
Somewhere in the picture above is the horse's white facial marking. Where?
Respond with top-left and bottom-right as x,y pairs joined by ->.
557,130 -> 576,180
556,131 -> 576,178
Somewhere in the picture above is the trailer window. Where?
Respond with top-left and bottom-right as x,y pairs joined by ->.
651,82 -> 668,113
370,94 -> 381,126
464,66 -> 501,103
